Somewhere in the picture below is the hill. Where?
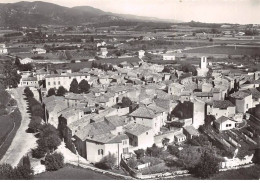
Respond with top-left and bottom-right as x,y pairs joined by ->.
0,1 -> 178,27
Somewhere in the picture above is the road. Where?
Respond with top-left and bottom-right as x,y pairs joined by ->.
0,87 -> 37,167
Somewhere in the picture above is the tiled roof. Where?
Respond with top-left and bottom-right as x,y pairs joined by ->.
194,92 -> 213,97
214,116 -> 230,124
230,90 -> 251,99
183,126 -> 200,136
124,123 -> 152,136
246,88 -> 260,99
105,115 -> 127,127
212,100 -> 235,109
129,106 -> 158,119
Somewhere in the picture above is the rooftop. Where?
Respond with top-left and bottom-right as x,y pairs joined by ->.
124,123 -> 152,136
212,100 -> 235,109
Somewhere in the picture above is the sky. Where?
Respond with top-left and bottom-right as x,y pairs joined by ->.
1,0 -> 260,24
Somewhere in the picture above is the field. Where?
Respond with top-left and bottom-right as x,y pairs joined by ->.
183,45 -> 260,56
172,164 -> 260,180
0,115 -> 14,146
0,109 -> 22,160
35,165 -> 123,180
50,57 -> 140,72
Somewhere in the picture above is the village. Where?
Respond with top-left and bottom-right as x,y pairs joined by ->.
11,43 -> 260,178
0,1 -> 260,180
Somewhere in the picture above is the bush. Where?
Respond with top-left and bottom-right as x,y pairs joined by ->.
127,157 -> 137,169
95,153 -> 117,170
146,144 -> 163,157
45,152 -> 64,171
0,163 -> 33,180
28,116 -> 43,132
32,146 -> 47,159
134,149 -> 145,159
47,88 -> 56,97
24,87 -> 34,98
190,151 -> 220,179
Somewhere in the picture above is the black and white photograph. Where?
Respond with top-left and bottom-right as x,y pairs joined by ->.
0,0 -> 259,180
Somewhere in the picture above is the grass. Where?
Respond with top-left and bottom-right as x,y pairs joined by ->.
0,115 -> 14,145
173,164 -> 260,180
0,109 -> 22,160
35,164 -> 124,180
183,45 -> 260,56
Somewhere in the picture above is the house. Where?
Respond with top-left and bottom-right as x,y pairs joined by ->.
229,91 -> 253,113
31,48 -> 46,54
45,73 -> 90,92
129,104 -> 167,135
20,57 -> 34,64
124,122 -> 154,151
163,53 -> 175,60
138,50 -> 145,58
18,77 -> 38,87
42,96 -> 68,128
168,83 -> 184,96
72,120 -> 130,166
174,132 -> 186,143
100,47 -> 108,58
207,100 -> 236,119
0,44 -> 8,54
183,126 -> 199,139
214,116 -> 237,131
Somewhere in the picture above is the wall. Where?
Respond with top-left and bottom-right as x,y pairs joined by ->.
193,100 -> 205,129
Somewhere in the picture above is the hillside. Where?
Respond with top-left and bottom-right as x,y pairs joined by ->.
0,1 -> 177,27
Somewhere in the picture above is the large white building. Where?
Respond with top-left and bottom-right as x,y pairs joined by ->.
163,53 -> 176,60
45,73 -> 90,91
197,56 -> 209,77
0,44 -> 8,54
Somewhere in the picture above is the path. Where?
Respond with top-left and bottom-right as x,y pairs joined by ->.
0,87 -> 37,167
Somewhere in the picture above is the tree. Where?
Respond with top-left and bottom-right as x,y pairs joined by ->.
28,116 -> 42,133
47,88 -> 56,97
78,79 -> 90,93
162,66 -> 171,73
95,153 -> 116,170
146,144 -> 162,157
0,164 -> 13,179
32,146 -> 47,159
15,56 -> 21,66
24,87 -> 34,98
122,97 -> 132,108
45,152 -> 64,171
56,86 -> 67,96
69,79 -> 79,94
127,157 -> 137,169
191,151 -> 220,179
134,149 -> 145,159
0,62 -> 21,88
162,138 -> 170,147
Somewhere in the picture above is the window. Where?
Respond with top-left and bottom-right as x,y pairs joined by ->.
48,82 -> 50,85
98,149 -> 103,155
53,81 -> 56,85
146,132 -> 148,135
58,81 -> 60,85
246,104 -> 248,109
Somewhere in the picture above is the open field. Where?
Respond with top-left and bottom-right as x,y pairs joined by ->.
50,57 -> 140,72
172,164 -> 260,180
183,45 -> 260,56
0,109 -> 22,161
0,115 -> 14,146
35,165 -> 123,180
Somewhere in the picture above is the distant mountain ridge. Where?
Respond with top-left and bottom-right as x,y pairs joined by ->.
0,1 -> 178,27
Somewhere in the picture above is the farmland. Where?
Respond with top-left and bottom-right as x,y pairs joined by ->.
183,45 -> 260,56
